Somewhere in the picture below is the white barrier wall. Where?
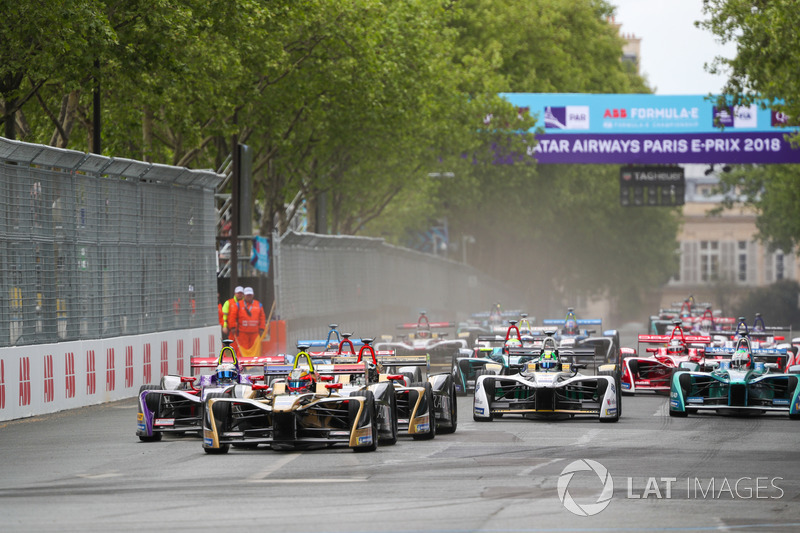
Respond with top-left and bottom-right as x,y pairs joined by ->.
0,326 -> 220,422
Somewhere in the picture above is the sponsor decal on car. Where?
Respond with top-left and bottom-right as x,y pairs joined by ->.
474,407 -> 484,415
687,397 -> 704,404
155,418 -> 175,426
137,412 -> 144,421
605,408 -> 617,415
635,380 -> 650,386
357,435 -> 373,445
222,431 -> 244,437
204,437 -> 214,447
330,431 -> 349,436
610,384 -> 616,394
621,382 -> 631,389
415,423 -> 430,432
137,423 -> 146,431
772,398 -> 790,406
670,399 -> 680,408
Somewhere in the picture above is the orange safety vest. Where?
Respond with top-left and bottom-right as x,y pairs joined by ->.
236,299 -> 266,333
223,297 -> 241,330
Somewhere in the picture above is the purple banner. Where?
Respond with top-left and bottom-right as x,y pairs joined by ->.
520,131 -> 800,164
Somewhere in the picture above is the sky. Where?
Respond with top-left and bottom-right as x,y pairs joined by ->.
610,0 -> 737,95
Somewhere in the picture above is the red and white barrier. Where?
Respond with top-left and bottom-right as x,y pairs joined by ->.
0,326 -> 220,422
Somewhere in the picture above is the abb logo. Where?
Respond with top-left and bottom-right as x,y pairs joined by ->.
87,350 -> 96,395
65,352 -> 76,399
177,339 -> 184,375
604,108 -> 627,118
143,343 -> 152,384
125,346 -> 134,388
1,359 -> 5,409
44,355 -> 54,403
106,348 -> 116,392
160,341 -> 169,377
19,357 -> 31,406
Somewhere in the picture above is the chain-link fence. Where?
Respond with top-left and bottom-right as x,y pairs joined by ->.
274,231 -> 523,349
0,138 -> 223,347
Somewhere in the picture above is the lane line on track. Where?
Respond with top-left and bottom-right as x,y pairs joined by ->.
247,452 -> 302,481
516,457 -> 563,476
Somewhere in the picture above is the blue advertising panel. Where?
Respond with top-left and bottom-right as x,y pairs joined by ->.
498,93 -> 800,164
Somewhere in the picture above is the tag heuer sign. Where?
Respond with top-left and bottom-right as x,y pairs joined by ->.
620,166 -> 685,207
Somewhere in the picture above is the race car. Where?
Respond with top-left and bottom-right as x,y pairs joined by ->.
137,340 -> 261,442
376,311 -> 470,373
707,315 -> 794,370
331,339 -> 457,438
457,303 -> 525,342
621,320 -> 712,395
542,307 -> 602,342
202,342 -> 396,453
452,321 -> 539,395
472,334 -> 620,422
669,333 -> 800,418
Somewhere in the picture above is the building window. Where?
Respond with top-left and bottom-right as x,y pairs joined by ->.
737,241 -> 747,282
700,240 -> 719,282
776,251 -> 784,281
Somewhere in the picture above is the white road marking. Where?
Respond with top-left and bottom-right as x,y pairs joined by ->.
77,472 -> 123,479
248,477 -> 367,484
248,452 -> 301,481
517,457 -> 563,476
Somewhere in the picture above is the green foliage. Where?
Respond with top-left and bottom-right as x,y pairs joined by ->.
731,280 -> 800,330
715,164 -> 800,254
700,1 -> 800,145
2,0 -> 677,319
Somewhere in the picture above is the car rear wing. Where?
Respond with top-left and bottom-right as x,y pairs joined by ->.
637,334 -> 712,344
542,319 -> 603,327
265,361 -> 370,378
191,354 -> 285,369
471,310 -> 523,319
396,321 -> 455,330
298,338 -> 364,347
331,354 -> 429,367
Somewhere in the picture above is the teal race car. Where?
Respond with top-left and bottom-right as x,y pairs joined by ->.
669,334 -> 800,418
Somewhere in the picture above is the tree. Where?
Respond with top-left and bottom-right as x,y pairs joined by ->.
700,2 -> 800,253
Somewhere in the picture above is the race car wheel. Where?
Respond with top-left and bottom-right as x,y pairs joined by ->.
379,390 -> 399,446
411,382 -> 436,440
138,385 -> 163,442
203,393 -> 230,454
598,370 -> 622,419
669,408 -> 688,417
438,382 -> 458,434
351,390 -> 378,453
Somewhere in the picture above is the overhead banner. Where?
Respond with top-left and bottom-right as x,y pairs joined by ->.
499,93 -> 800,164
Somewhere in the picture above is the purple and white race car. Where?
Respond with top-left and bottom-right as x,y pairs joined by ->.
136,340 -> 263,442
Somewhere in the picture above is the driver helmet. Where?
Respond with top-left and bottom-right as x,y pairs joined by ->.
667,339 -> 685,355
505,338 -> 522,350
731,347 -> 750,369
540,350 -> 558,371
215,362 -> 238,384
417,329 -> 430,339
287,369 -> 313,393
564,319 -> 578,335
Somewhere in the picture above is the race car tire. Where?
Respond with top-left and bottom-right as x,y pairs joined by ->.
438,382 -> 458,434
789,413 -> 800,420
411,382 -> 436,440
598,370 -> 622,419
351,390 -> 378,453
669,408 -> 688,417
203,393 -> 230,454
138,385 -> 163,442
379,390 -> 399,446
